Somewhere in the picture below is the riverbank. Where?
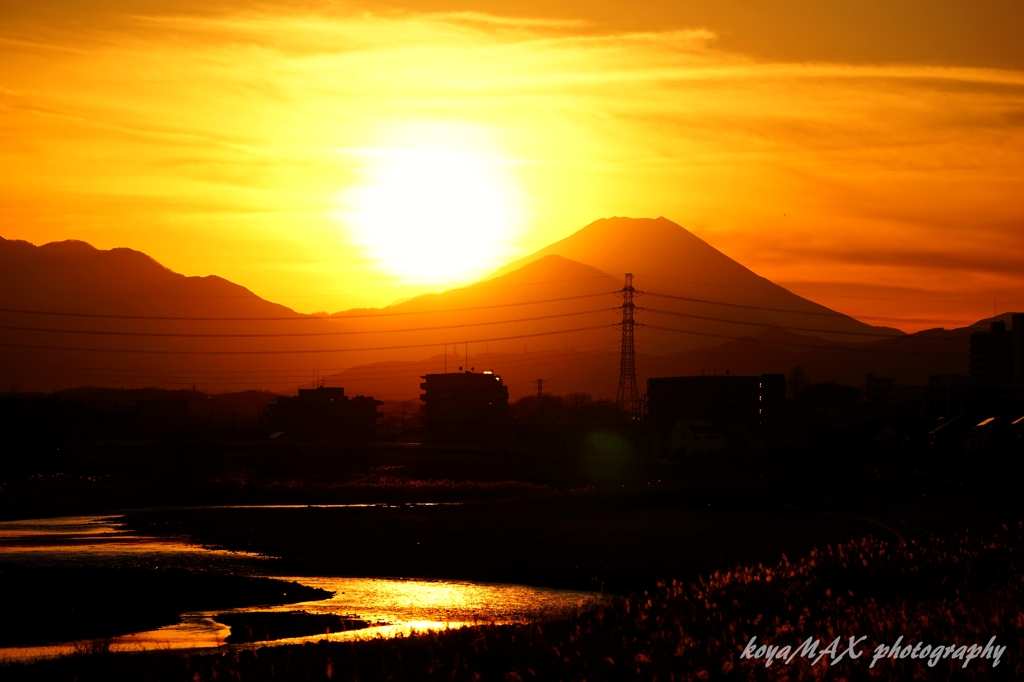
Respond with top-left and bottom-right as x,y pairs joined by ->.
0,566 -> 330,648
117,480 -> 1024,594
3,527 -> 1021,681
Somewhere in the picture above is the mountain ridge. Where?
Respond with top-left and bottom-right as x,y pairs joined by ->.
485,216 -> 902,342
2,224 -> 983,397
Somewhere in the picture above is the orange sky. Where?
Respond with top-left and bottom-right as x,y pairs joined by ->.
2,1 -> 1023,330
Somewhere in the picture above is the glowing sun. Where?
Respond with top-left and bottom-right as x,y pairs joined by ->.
342,142 -> 522,285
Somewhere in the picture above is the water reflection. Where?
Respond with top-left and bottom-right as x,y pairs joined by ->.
0,515 -> 263,569
0,514 -> 606,663
102,577 -> 602,655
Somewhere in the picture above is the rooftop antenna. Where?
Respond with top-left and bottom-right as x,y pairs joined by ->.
444,344 -> 447,373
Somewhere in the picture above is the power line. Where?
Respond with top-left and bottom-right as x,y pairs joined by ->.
334,346 -> 622,381
644,290 -> 988,326
644,308 -> 963,341
4,285 -> 997,330
789,291 -> 1024,305
443,274 -> 614,290
645,324 -> 961,357
636,272 -> 1024,306
0,374 -> 314,388
333,292 -> 614,319
510,359 -> 622,389
636,272 -> 785,293
0,339 -> 622,376
847,315 -> 975,325
0,292 -> 612,322
2,346 -> 624,389
636,337 -> 948,377
645,290 -> 852,319
0,274 -> 613,299
0,308 -> 614,338
0,324 -> 616,355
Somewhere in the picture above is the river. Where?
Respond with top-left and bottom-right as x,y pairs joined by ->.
0,510 -> 606,662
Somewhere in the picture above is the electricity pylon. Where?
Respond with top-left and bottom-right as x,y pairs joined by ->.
615,273 -> 642,419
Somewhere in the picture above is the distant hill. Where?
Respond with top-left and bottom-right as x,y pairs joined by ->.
330,322 -> 977,403
0,238 -> 293,318
0,238 -> 624,395
1,226 -> 987,398
323,256 -> 624,400
0,237 -> 351,393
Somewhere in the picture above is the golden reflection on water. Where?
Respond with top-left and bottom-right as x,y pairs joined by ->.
0,516 -> 117,537
0,516 -> 607,663
0,577 -> 605,662
0,515 -> 261,560
255,576 -> 603,633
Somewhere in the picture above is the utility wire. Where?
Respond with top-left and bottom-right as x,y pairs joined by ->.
645,308 -> 963,341
0,324 -> 616,355
0,340 -> 623,377
645,291 -> 853,318
645,290 -> 997,327
4,342 -> 618,378
637,273 -> 1024,306
645,324 -> 961,357
0,308 -> 614,338
0,292 -> 612,322
0,274 -> 613,299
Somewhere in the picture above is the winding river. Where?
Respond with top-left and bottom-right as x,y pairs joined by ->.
0,511 -> 606,662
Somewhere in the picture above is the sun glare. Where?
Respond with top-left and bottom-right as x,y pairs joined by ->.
340,137 -> 523,286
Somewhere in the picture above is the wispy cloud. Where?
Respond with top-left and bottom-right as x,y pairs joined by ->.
1,6 -> 1022,316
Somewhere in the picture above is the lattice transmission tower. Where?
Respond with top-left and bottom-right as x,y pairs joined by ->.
615,273 -> 643,419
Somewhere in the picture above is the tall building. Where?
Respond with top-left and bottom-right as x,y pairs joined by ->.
1014,313 -> 1024,384
970,320 -> 1014,384
419,370 -> 509,442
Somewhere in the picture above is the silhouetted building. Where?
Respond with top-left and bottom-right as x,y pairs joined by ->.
925,374 -> 971,417
419,371 -> 509,442
962,413 -> 1024,455
136,399 -> 188,435
925,372 -> 1024,419
646,374 -> 786,430
265,386 -> 381,440
865,374 -> 895,405
668,419 -> 725,459
970,320 -> 1014,384
864,374 -> 924,411
1014,313 -> 1024,383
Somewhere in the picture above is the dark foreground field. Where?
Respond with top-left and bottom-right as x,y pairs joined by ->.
0,567 -> 329,648
116,469 -> 1024,594
3,527 -> 1022,681
3,444 -> 1023,679
120,486 -> 889,593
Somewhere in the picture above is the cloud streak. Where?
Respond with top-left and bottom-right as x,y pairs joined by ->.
0,5 -> 1022,322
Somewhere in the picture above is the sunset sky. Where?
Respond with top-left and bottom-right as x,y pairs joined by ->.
2,1 -> 1023,328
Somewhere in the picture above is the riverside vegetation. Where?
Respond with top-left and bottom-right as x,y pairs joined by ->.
3,525 -> 1022,681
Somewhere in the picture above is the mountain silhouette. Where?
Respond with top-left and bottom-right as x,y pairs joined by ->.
0,238 -> 292,318
487,216 -> 900,345
0,226 -> 978,398
0,237 -> 350,393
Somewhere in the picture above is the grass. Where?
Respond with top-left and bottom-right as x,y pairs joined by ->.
3,524 -> 1022,680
